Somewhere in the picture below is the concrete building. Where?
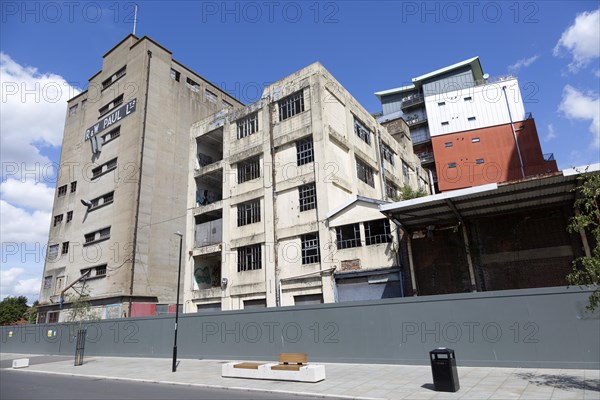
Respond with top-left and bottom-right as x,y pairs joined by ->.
375,57 -> 558,192
37,35 -> 242,323
183,63 -> 428,312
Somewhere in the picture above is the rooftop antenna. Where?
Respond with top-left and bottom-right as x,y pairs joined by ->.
133,4 -> 138,35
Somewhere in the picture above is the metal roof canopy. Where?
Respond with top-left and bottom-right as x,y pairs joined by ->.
379,173 -> 583,231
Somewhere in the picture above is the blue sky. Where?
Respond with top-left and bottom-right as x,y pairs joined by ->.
1,1 -> 599,302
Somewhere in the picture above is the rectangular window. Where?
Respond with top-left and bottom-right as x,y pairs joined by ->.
356,158 -> 375,187
70,181 -> 77,193
296,137 -> 314,166
81,99 -> 87,110
278,91 -> 304,121
102,65 -> 126,90
301,233 -> 321,265
464,96 -> 472,101
298,183 -> 316,212
438,101 -> 446,106
468,116 -> 476,121
444,142 -> 453,148
69,104 -> 78,116
353,117 -> 371,145
91,158 -> 118,180
448,162 -> 457,168
336,223 -> 361,249
48,245 -> 59,259
222,99 -> 233,108
237,199 -> 261,226
170,68 -> 180,81
237,244 -> 262,272
381,142 -> 395,165
237,113 -> 258,139
84,227 -> 111,245
385,180 -> 398,199
472,137 -> 480,143
95,264 -> 107,276
205,89 -> 217,103
98,94 -> 124,117
441,121 -> 449,126
186,77 -> 200,92
61,242 -> 69,254
402,161 -> 411,183
66,211 -> 73,223
237,156 -> 260,183
364,219 -> 392,245
476,158 -> 485,164
57,185 -> 67,197
47,311 -> 59,323
103,126 -> 121,143
44,276 -> 52,289
53,214 -> 63,227
88,191 -> 115,211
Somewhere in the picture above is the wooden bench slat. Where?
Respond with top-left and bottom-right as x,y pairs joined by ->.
279,353 -> 308,364
233,362 -> 263,369
271,364 -> 303,371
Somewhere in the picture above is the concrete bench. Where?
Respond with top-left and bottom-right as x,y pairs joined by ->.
12,358 -> 29,369
222,353 -> 325,382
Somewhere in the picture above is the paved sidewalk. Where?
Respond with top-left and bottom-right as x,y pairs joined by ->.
1,353 -> 598,400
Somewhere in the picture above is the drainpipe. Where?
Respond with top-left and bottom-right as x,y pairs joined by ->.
129,49 -> 153,317
502,86 -> 525,179
375,129 -> 387,199
267,101 -> 280,307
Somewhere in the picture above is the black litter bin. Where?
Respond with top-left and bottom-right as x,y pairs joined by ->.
429,348 -> 459,392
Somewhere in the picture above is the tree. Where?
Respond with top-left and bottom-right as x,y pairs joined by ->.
26,301 -> 39,324
566,170 -> 600,311
64,283 -> 100,323
0,296 -> 29,325
394,185 -> 428,201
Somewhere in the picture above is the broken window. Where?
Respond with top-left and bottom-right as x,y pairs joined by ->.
237,199 -> 261,226
66,211 -> 73,223
237,156 -> 260,183
47,245 -> 59,259
102,126 -> 121,144
298,183 -> 316,211
53,214 -> 63,227
70,181 -> 77,193
385,180 -> 398,199
61,242 -> 69,254
57,185 -> 67,197
91,158 -> 118,180
205,89 -> 217,103
88,191 -> 115,211
296,136 -> 314,166
186,77 -> 200,92
356,157 -> 375,187
354,117 -> 371,145
102,65 -> 127,90
364,219 -> 392,245
44,276 -> 52,289
98,94 -> 123,117
279,91 -> 304,121
381,142 -> 395,165
237,113 -> 258,139
402,161 -> 411,183
84,227 -> 111,244
336,223 -> 361,249
237,244 -> 262,272
170,68 -> 180,82
301,233 -> 321,265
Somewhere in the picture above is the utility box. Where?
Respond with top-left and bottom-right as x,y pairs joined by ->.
429,348 -> 459,392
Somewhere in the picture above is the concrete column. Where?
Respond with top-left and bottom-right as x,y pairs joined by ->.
407,235 -> 418,296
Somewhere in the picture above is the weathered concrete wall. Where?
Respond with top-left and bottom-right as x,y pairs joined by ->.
2,287 -> 598,369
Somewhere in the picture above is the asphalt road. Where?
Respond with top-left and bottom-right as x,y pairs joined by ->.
0,370 -> 338,400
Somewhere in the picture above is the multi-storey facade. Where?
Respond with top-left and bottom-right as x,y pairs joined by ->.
37,35 -> 242,322
375,57 -> 557,192
183,63 -> 427,311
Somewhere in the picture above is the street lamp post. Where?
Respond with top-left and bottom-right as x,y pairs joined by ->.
172,231 -> 183,372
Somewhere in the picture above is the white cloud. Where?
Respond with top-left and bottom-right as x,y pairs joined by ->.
553,9 -> 600,73
558,85 -> 600,148
0,267 -> 40,301
0,200 -> 51,244
0,52 -> 79,180
544,124 -> 557,142
0,179 -> 54,211
508,55 -> 539,73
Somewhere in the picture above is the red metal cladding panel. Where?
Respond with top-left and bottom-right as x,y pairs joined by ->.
131,303 -> 156,317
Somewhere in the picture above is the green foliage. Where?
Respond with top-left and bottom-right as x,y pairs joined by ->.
566,171 -> 600,311
64,284 -> 100,323
0,296 -> 29,325
394,185 -> 428,201
26,301 -> 39,324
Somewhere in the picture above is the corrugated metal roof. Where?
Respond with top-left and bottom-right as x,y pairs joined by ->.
379,171 -> 587,230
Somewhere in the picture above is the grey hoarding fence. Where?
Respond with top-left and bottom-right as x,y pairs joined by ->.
1,287 -> 598,369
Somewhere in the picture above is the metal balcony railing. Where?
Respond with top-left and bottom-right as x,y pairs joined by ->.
406,116 -> 428,127
401,94 -> 424,110
417,152 -> 435,164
